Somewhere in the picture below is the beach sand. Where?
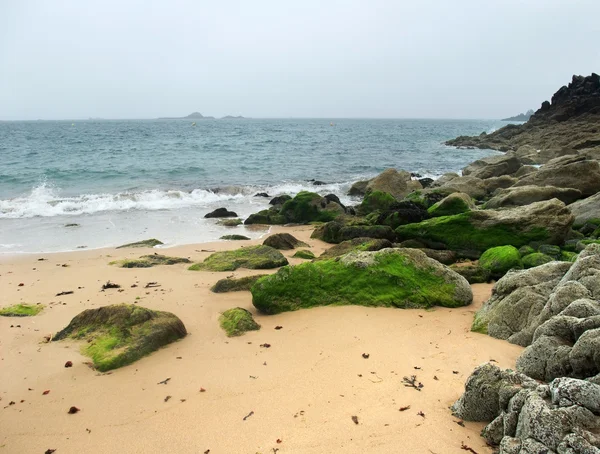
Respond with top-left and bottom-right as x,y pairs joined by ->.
0,226 -> 522,454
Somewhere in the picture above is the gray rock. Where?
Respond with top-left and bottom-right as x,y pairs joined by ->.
556,433 -> 600,454
430,172 -> 460,187
514,165 -> 539,178
499,436 -> 523,454
559,299 -> 600,319
569,328 -> 600,379
483,175 -> 518,194
550,377 -> 600,415
462,154 -> 522,179
438,175 -> 487,199
516,335 -> 573,381
365,168 -> 422,200
569,192 -> 600,226
485,185 -> 583,209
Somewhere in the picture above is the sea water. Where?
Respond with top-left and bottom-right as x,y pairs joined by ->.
0,118 -> 505,253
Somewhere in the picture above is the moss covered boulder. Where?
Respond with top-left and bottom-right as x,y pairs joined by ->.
318,238 -> 393,260
365,168 -> 422,200
395,199 -> 574,257
217,218 -> 243,227
522,252 -> 554,269
479,246 -> 523,279
53,304 -> 186,371
251,248 -> 472,314
311,220 -> 396,244
449,264 -> 491,284
116,238 -> 163,249
219,308 -> 260,337
189,245 -> 288,271
111,254 -> 191,268
427,193 -> 475,217
244,209 -> 286,225
357,190 -> 396,215
211,275 -> 267,293
293,250 -> 316,260
279,191 -> 344,223
0,303 -> 44,317
263,233 -> 308,250
220,234 -> 250,240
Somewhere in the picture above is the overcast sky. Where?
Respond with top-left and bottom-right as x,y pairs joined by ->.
1,0 -> 598,120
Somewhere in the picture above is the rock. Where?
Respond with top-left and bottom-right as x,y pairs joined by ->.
348,180 -> 369,197
403,188 -> 455,208
550,377 -> 600,415
318,238 -> 393,260
219,308 -> 260,337
53,304 -> 187,371
430,172 -> 460,187
427,192 -> 475,217
244,209 -> 286,225
116,238 -> 163,248
483,175 -> 518,194
522,253 -> 555,268
254,192 -> 270,198
462,154 -> 522,179
514,156 -> 600,197
516,334 -> 573,381
111,254 -> 191,268
279,191 -> 345,223
217,218 -> 243,226
188,245 -> 288,271
513,145 -> 541,165
538,244 -> 562,259
418,177 -> 434,188
449,263 -> 491,284
263,233 -> 308,250
479,246 -> 524,279
220,235 -> 250,240
292,249 -> 315,260
568,192 -> 600,226
211,275 -> 266,293
365,168 -> 422,200
437,175 -> 487,199
375,201 -> 429,228
0,303 -> 44,317
357,190 -> 396,215
311,220 -> 396,244
324,194 -> 345,210
269,195 -> 292,206
396,199 -> 574,257
485,185 -> 583,209
419,248 -> 457,265
205,207 -> 238,218
514,165 -> 539,178
251,248 -> 472,314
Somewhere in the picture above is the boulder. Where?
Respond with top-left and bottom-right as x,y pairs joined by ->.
437,175 -> 487,199
568,191 -> 600,226
244,209 -> 286,225
211,275 -> 266,293
116,238 -> 163,248
312,220 -> 396,244
279,191 -> 345,223
53,304 -> 187,371
450,263 -> 491,284
188,245 -> 288,271
419,248 -> 457,265
219,308 -> 260,337
430,172 -> 460,187
292,249 -> 315,260
513,156 -> 600,197
365,168 -> 422,200
251,248 -> 472,314
269,194 -> 292,206
522,252 -> 554,268
348,180 -> 370,197
427,192 -> 475,217
357,190 -> 396,215
462,154 -> 522,179
375,201 -> 429,228
479,245 -> 523,279
485,185 -> 583,209
513,165 -> 539,178
318,238 -> 393,260
111,254 -> 191,268
396,199 -> 574,257
205,207 -> 238,218
263,233 -> 308,250
482,175 -> 518,194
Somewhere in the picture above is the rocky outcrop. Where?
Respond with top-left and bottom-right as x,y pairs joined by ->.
427,192 -> 475,217
365,168 -> 422,200
485,185 -> 583,209
446,74 -> 600,156
453,364 -> 600,453
436,175 -> 488,199
568,191 -> 600,226
251,248 -> 472,314
395,199 -> 574,257
263,233 -> 308,250
462,154 -> 522,179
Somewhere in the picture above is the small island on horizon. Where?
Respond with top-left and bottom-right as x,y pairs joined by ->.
158,112 -> 247,120
501,109 -> 534,122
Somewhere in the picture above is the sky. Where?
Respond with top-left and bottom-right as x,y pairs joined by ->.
1,0 -> 598,120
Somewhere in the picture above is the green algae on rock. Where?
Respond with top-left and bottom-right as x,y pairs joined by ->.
395,199 -> 573,257
111,254 -> 191,268
317,237 -> 393,260
211,275 -> 267,293
292,249 -> 316,260
219,308 -> 260,337
449,264 -> 491,284
220,234 -> 251,240
217,218 -> 243,227
522,252 -> 554,268
244,209 -> 287,225
189,245 -> 288,272
479,246 -> 523,279
311,219 -> 396,244
427,193 -> 475,217
0,303 -> 44,317
279,191 -> 344,223
356,190 -> 396,215
263,233 -> 308,250
116,239 -> 164,249
53,304 -> 187,371
251,248 -> 472,314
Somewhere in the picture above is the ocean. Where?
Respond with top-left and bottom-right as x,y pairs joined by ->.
0,118 -> 505,253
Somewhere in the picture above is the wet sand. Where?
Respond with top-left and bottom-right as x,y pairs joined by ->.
0,226 -> 522,453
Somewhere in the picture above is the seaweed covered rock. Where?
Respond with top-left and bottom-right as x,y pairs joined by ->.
357,190 -> 396,215
375,200 -> 429,228
479,246 -> 523,279
279,191 -> 344,223
251,248 -> 472,314
365,168 -> 422,200
217,218 -> 243,227
219,308 -> 260,337
53,304 -> 186,371
189,245 -> 288,271
116,238 -> 163,249
311,219 -> 396,244
204,207 -> 238,218
395,199 -> 574,257
263,233 -> 308,250
317,238 -> 393,260
269,194 -> 292,206
427,192 -> 475,217
220,234 -> 250,240
292,250 -> 315,259
0,303 -> 44,317
211,275 -> 266,293
484,185 -> 582,209
522,252 -> 554,268
403,188 -> 454,209
450,263 -> 491,284
111,254 -> 192,268
244,209 -> 286,225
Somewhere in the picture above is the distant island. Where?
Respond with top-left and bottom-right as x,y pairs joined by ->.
158,112 -> 247,120
501,109 -> 534,122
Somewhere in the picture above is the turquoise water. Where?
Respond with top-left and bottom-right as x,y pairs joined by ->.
0,118 -> 504,252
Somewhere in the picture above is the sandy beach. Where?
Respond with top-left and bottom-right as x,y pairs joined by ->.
0,225 -> 523,454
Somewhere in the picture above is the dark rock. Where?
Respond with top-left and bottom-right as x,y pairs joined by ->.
204,208 -> 238,218
254,192 -> 270,198
418,177 -> 434,188
263,233 -> 308,250
269,195 -> 292,206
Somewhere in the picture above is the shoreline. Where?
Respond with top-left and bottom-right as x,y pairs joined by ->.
0,224 -> 523,453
